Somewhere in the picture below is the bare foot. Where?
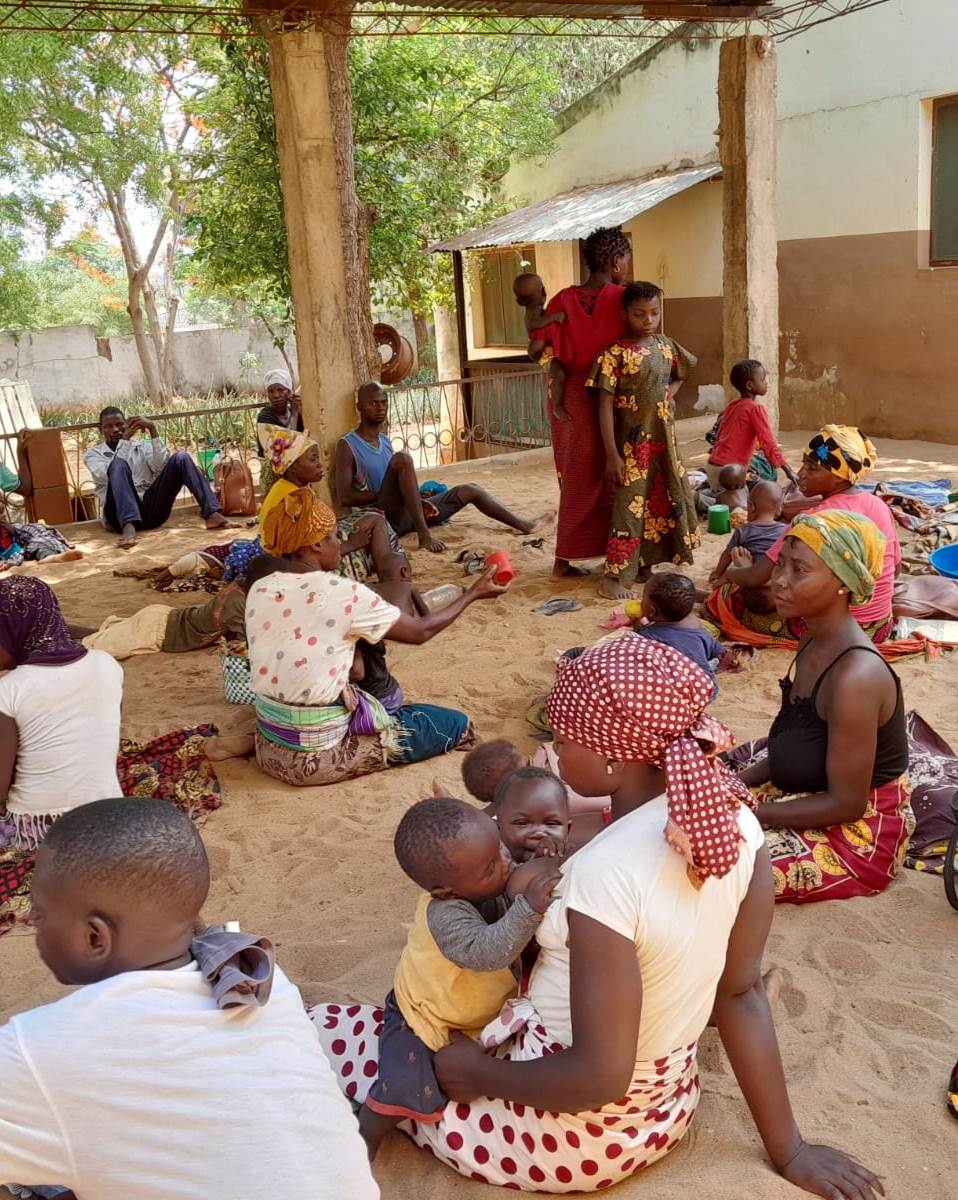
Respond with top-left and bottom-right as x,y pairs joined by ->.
119,523 -> 137,550
418,532 -> 447,553
526,510 -> 557,534
45,549 -> 83,564
763,967 -> 783,1007
552,558 -> 592,579
598,577 -> 632,601
205,512 -> 236,531
204,733 -> 255,762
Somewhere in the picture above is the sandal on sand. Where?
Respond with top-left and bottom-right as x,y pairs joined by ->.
456,551 -> 485,576
948,1059 -> 958,1119
532,597 -> 582,616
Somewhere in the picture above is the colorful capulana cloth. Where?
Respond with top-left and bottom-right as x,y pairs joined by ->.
546,637 -> 754,886
788,509 -> 886,605
223,536 -> 263,582
260,483 -> 336,556
806,424 -> 877,483
0,523 -> 73,569
1,725 -> 222,937
0,576 -> 86,666
257,421 -> 314,477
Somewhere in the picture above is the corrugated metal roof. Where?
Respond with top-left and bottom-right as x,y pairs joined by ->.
429,163 -> 721,253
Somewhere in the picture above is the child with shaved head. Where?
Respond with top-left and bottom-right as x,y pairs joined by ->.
0,798 -> 378,1200
357,796 -> 562,1158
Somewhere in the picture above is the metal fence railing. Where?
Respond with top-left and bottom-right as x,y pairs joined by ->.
0,368 -> 551,522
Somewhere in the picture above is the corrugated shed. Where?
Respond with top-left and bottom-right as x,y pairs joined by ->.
429,163 -> 721,252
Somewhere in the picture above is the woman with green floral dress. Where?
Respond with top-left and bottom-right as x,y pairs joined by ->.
588,282 -> 700,600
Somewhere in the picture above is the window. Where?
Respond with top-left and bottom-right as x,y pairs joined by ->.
931,95 -> 958,266
478,246 -> 536,346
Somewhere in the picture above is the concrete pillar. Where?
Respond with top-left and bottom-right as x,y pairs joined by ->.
718,34 -> 781,428
433,303 -> 464,464
267,28 -> 378,491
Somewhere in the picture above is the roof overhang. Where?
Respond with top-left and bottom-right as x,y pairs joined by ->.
429,162 -> 721,252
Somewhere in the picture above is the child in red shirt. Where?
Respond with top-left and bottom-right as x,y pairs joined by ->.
707,359 -> 798,490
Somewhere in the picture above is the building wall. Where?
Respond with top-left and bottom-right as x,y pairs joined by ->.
498,0 -> 958,442
0,322 -> 297,409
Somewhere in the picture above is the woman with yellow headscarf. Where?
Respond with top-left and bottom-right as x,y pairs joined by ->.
256,422 -> 399,582
247,483 -> 509,787
706,424 -> 902,647
725,507 -> 912,904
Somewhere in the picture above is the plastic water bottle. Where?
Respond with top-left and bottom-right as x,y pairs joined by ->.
423,583 -> 464,611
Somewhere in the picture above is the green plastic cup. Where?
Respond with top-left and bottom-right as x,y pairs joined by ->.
708,504 -> 731,535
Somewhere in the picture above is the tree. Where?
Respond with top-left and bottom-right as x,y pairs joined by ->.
187,34 -> 560,343
0,32 -> 208,404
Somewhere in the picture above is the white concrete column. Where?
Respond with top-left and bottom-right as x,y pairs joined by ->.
718,34 -> 781,428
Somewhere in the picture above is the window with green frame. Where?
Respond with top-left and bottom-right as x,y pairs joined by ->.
479,245 -> 537,346
931,95 -> 958,266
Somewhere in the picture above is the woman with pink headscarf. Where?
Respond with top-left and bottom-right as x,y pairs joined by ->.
312,639 -> 881,1197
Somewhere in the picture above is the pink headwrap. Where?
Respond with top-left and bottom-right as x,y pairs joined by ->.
546,636 -> 754,887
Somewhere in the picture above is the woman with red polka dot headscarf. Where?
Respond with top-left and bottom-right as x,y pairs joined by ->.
312,639 -> 882,1197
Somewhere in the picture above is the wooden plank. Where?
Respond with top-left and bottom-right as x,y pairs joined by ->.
640,4 -> 778,18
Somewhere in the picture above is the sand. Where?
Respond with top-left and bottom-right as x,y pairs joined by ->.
1,417 -> 956,1200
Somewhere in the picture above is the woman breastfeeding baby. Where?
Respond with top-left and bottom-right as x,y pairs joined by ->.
314,638 -> 882,1198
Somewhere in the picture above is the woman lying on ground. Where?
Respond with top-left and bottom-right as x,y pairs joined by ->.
312,637 -> 883,1198
729,509 -> 911,904
249,484 -> 506,787
707,425 -> 901,645
0,577 -> 122,846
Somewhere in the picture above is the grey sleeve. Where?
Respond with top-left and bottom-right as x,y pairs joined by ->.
426,895 -> 542,972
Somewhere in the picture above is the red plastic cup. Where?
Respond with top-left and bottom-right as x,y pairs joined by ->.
486,550 -> 516,585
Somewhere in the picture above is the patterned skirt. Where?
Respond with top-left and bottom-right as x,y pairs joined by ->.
733,741 -> 914,903
311,996 -> 698,1193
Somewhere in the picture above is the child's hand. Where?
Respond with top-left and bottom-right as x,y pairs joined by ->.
730,546 -> 753,569
606,452 -> 626,487
551,311 -> 566,326
509,858 -> 563,914
531,833 -> 567,859
422,500 -> 441,522
552,405 -> 572,423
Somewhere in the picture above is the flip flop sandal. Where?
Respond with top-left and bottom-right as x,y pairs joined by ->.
532,597 -> 582,616
948,1059 -> 958,1119
522,537 -> 545,550
456,551 -> 485,576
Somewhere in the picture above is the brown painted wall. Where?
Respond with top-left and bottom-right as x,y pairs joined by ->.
663,296 -> 724,418
778,230 -> 958,442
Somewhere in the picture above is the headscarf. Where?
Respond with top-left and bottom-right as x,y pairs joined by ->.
787,509 -> 885,606
257,422 -> 315,478
805,425 -> 877,483
260,484 -> 337,557
0,576 -> 87,667
546,637 -> 754,887
264,368 -> 293,392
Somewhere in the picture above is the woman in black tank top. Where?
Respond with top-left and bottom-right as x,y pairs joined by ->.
734,509 -> 912,904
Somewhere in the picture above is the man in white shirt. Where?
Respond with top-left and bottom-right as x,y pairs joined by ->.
0,797 -> 379,1200
84,407 -> 232,548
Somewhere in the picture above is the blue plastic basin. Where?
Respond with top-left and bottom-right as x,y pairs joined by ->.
930,543 -> 958,579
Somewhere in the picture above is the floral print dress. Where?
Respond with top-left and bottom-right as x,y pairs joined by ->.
588,337 -> 700,582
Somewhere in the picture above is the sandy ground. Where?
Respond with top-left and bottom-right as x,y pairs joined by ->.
1,417 -> 957,1200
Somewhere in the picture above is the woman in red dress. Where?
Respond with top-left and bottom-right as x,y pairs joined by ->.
536,227 -> 631,578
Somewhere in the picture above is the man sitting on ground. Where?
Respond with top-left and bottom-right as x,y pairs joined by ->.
332,381 -> 553,553
85,407 -> 232,549
0,797 -> 379,1200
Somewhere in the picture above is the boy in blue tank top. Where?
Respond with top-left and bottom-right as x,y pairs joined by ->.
332,381 -> 553,553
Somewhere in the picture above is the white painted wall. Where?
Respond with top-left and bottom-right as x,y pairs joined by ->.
504,0 -> 958,251
0,322 -> 298,408
624,179 -> 723,297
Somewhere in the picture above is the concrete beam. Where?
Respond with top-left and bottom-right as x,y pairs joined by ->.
718,34 -> 781,427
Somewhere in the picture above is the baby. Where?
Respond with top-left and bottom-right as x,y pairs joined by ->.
512,272 -> 568,411
459,737 -> 526,805
489,766 -> 571,863
631,572 -> 723,697
359,796 -> 562,1156
710,480 -> 787,614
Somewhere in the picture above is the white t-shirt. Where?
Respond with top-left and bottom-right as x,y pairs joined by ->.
246,570 -> 400,706
0,963 -> 380,1200
530,795 -> 765,1058
0,651 -> 123,817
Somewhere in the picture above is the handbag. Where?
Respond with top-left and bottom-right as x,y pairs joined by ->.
221,652 -> 256,705
213,457 -> 256,516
